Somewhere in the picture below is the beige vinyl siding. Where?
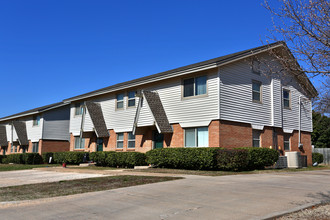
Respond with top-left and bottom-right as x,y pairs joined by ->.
25,116 -> 43,142
272,78 -> 283,127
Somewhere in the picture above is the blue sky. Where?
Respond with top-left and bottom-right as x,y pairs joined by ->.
0,0 -> 286,117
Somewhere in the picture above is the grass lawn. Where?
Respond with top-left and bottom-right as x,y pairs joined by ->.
0,164 -> 60,172
129,165 -> 330,176
0,175 -> 181,202
67,166 -> 120,170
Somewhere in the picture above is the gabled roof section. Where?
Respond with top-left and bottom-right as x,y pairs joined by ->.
13,121 -> 29,146
0,102 -> 68,122
85,102 -> 109,138
64,41 -> 316,102
142,91 -> 173,134
0,125 -> 8,147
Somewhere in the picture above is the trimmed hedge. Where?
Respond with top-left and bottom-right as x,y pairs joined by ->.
42,152 -> 54,164
146,148 -> 220,170
312,152 -> 324,164
146,147 -> 280,171
52,152 -> 87,165
216,149 -> 249,171
0,155 -> 6,163
2,153 -> 43,165
91,151 -> 147,168
242,147 -> 279,170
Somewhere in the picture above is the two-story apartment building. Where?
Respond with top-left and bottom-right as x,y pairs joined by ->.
63,42 -> 317,165
0,102 -> 71,155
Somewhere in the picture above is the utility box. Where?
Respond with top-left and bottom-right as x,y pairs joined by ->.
285,152 -> 302,168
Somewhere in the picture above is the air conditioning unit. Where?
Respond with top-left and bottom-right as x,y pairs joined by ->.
285,152 -> 302,168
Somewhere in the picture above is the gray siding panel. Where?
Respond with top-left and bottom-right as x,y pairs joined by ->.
42,105 -> 70,141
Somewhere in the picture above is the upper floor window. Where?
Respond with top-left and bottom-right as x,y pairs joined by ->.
116,133 -> 124,148
116,94 -> 124,109
183,75 -> 207,97
128,91 -> 136,107
252,130 -> 261,147
284,134 -> 290,151
74,136 -> 85,149
283,89 -> 291,109
75,103 -> 84,115
252,81 -> 262,102
33,115 -> 40,126
128,132 -> 135,149
185,127 -> 208,147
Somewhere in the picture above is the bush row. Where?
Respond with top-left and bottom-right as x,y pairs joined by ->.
146,147 -> 279,171
312,152 -> 324,164
42,152 -> 88,165
1,153 -> 43,165
90,151 -> 147,168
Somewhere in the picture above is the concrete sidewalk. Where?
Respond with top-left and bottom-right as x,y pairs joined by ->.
1,169 -> 330,219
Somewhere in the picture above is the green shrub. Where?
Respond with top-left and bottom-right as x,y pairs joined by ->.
242,148 -> 279,170
90,151 -> 115,166
0,155 -> 6,163
105,152 -> 147,168
21,153 -> 43,164
1,153 -> 43,164
216,149 -> 250,171
42,152 -> 54,164
312,152 -> 324,164
146,148 -> 220,170
53,152 -> 88,164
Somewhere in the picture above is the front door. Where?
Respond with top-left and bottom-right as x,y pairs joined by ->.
97,138 -> 103,152
22,146 -> 26,153
153,131 -> 164,149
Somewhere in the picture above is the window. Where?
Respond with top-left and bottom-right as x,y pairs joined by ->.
75,103 -> 84,115
183,76 -> 207,97
283,89 -> 291,109
252,130 -> 261,147
128,91 -> 136,107
128,132 -> 135,148
32,142 -> 39,153
284,134 -> 290,151
116,94 -> 124,109
185,127 -> 208,147
33,115 -> 40,126
14,145 -> 17,152
74,136 -> 85,149
116,133 -> 124,148
252,81 -> 262,102
11,145 -> 13,153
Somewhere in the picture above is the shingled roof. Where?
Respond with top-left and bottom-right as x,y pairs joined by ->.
0,125 -> 8,147
13,121 -> 29,146
63,41 -> 317,102
85,102 -> 109,138
143,90 -> 173,134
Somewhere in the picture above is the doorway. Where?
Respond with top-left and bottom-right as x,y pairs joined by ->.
153,131 -> 164,149
97,138 -> 103,152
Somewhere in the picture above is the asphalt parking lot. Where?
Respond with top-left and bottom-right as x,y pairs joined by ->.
1,169 -> 330,220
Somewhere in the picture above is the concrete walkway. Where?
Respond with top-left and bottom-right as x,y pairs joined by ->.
1,169 -> 330,219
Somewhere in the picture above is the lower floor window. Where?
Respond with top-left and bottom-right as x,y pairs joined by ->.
284,134 -> 290,151
116,133 -> 124,148
11,145 -> 13,152
185,127 -> 208,147
127,132 -> 135,149
74,136 -> 85,149
252,130 -> 261,147
14,145 -> 17,152
32,142 -> 39,153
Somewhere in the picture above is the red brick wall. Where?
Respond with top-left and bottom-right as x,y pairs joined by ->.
41,140 -> 70,153
219,120 -> 252,148
291,131 -> 312,166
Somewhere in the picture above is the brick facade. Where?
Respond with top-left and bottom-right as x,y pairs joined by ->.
68,119 -> 312,165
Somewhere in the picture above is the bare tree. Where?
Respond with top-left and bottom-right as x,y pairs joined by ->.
263,0 -> 329,114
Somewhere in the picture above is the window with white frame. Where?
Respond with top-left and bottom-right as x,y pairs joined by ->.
116,94 -> 124,109
283,89 -> 291,109
11,145 -> 13,153
183,75 -> 207,97
75,103 -> 84,115
33,115 -> 40,126
74,136 -> 85,149
14,145 -> 18,152
252,81 -> 262,102
284,134 -> 290,151
128,91 -> 136,107
252,130 -> 261,147
32,142 -> 39,153
185,127 -> 208,147
127,132 -> 135,149
116,133 -> 124,148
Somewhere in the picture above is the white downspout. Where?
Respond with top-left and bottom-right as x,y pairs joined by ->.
298,95 -> 301,148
